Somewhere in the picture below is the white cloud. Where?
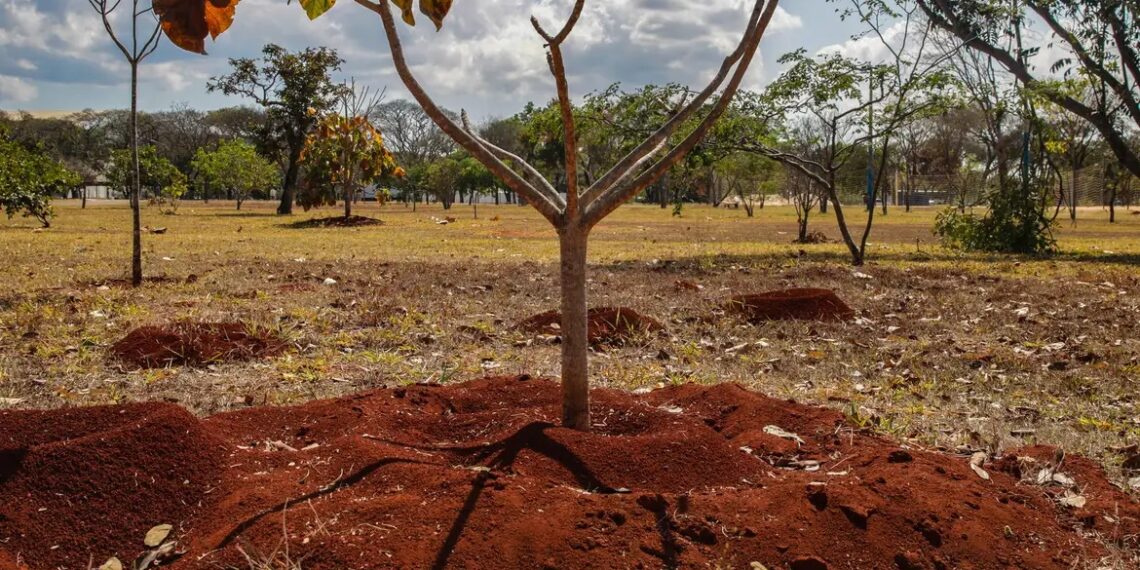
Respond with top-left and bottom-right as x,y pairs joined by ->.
0,74 -> 37,103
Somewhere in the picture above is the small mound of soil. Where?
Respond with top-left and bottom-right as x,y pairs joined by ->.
286,215 -> 383,229
795,231 -> 831,244
1,376 -> 1136,569
0,403 -> 225,569
727,288 -> 855,322
516,307 -> 664,344
110,322 -> 285,368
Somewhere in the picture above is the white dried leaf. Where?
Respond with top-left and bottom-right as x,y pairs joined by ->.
970,452 -> 990,481
1059,494 -> 1087,509
144,524 -> 172,547
763,425 -> 804,446
98,557 -> 123,570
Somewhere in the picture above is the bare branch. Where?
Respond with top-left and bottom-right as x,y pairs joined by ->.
460,111 -> 562,202
581,0 -> 779,227
548,43 -> 579,216
530,0 -> 585,46
369,0 -> 564,224
579,0 -> 770,209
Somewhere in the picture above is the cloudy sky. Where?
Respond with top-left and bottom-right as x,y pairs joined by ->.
0,0 -> 866,120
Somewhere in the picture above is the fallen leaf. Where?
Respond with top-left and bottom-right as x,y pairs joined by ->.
969,452 -> 990,481
1059,494 -> 1087,509
144,524 -> 173,547
98,557 -> 123,570
763,425 -> 805,447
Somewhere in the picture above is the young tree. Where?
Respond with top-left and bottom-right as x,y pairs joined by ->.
88,0 -> 163,285
208,45 -> 348,215
0,136 -> 81,228
192,140 -> 280,210
424,156 -> 462,210
108,146 -> 186,212
743,0 -> 951,265
299,86 -> 403,220
160,0 -> 779,430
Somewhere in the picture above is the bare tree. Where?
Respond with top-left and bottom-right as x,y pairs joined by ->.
88,0 -> 163,287
345,0 -> 780,429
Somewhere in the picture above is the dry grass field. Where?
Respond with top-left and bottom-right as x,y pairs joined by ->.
2,199 -> 1139,489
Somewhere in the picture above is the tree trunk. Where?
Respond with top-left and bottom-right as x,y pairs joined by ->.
278,143 -> 302,215
81,185 -> 88,209
130,61 -> 143,288
344,183 -> 353,220
828,184 -> 864,266
558,225 -> 590,430
236,199 -> 243,211
1109,184 -> 1117,223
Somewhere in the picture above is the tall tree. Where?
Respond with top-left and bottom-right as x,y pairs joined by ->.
917,0 -> 1140,179
208,44 -> 348,215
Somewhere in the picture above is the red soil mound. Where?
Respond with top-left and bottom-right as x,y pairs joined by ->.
727,288 -> 855,322
0,403 -> 225,569
287,215 -> 383,228
517,307 -> 665,345
110,322 -> 285,369
1,376 -> 1136,570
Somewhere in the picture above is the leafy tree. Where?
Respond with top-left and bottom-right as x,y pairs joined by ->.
0,136 -> 80,228
160,0 -> 779,430
917,0 -> 1140,179
208,44 -> 348,215
742,0 -> 951,265
299,90 -> 403,220
457,155 -> 498,215
108,146 -> 185,206
192,140 -> 280,210
424,156 -> 462,209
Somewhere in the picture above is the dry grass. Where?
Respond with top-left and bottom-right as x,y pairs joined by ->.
2,199 -> 1139,493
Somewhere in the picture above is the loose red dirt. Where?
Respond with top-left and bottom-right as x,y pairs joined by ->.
517,307 -> 665,345
110,322 -> 286,369
1,376 -> 1136,569
727,289 -> 856,322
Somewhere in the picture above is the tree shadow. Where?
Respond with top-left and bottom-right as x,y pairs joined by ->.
0,448 -> 27,485
635,494 -> 683,570
211,456 -> 439,551
430,421 -> 621,570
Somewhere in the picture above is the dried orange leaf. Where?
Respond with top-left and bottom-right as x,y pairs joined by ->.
153,0 -> 240,54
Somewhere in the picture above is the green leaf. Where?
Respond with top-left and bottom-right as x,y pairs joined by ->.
298,0 -> 336,20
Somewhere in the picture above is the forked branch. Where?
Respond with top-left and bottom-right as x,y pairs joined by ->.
579,0 -> 774,213
582,0 -> 779,225
363,0 -> 565,225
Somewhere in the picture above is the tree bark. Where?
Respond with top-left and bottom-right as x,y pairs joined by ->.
559,225 -> 590,431
278,142 -> 302,215
130,61 -> 143,288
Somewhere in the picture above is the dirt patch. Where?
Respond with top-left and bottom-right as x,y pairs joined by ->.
110,322 -> 286,369
516,307 -> 665,345
0,376 -> 1135,569
83,276 -> 182,288
286,216 -> 383,229
727,288 -> 855,322
0,403 -> 225,570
